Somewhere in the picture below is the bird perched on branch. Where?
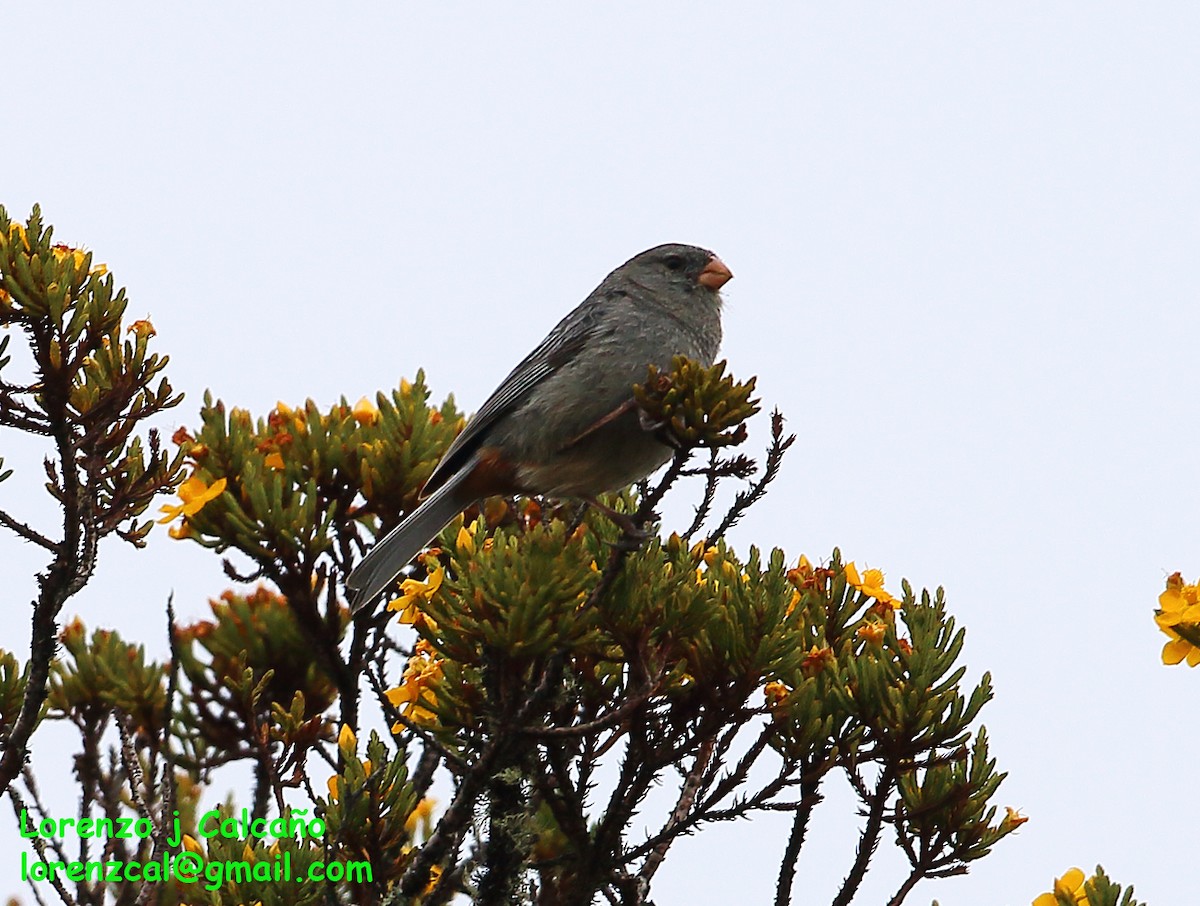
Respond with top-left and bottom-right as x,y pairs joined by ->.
347,243 -> 732,613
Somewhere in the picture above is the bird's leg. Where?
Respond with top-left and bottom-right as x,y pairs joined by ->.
584,497 -> 649,551
563,500 -> 591,541
638,407 -> 683,449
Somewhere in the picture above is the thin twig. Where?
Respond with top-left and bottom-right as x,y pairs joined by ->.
831,765 -> 897,906
887,866 -> 927,906
17,769 -> 73,867
682,448 -> 720,540
0,509 -> 59,551
584,448 -> 691,613
708,409 -> 795,543
115,717 -> 150,821
521,678 -> 661,739
636,734 -> 716,892
774,776 -> 822,906
136,598 -> 183,906
10,788 -> 78,906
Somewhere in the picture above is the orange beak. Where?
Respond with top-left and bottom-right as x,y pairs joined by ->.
698,255 -> 733,290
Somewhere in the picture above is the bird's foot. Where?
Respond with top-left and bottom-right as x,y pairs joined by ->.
585,497 -> 650,550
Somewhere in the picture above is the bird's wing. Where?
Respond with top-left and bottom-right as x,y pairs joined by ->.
422,298 -> 607,496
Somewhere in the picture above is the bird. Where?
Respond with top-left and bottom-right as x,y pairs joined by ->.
347,243 -> 732,613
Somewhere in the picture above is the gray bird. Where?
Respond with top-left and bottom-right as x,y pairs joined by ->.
347,243 -> 732,613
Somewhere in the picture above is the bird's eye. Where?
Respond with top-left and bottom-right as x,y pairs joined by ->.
663,254 -> 685,271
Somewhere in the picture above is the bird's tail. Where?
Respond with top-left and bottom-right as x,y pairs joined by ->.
347,460 -> 476,614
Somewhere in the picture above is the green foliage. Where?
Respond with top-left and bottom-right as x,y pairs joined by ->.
177,587 -> 342,720
634,355 -> 759,448
179,813 -> 331,906
420,519 -> 602,665
383,489 -> 1017,901
0,649 -> 27,731
0,206 -> 186,853
0,205 -> 184,547
0,208 -> 1037,906
172,381 -> 462,575
48,620 -> 168,737
170,588 -> 343,788
1084,867 -> 1147,906
321,728 -> 422,891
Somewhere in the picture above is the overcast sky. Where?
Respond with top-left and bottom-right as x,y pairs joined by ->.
2,4 -> 1197,904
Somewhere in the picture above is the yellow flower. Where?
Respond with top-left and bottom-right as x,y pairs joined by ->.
764,681 -> 790,719
51,244 -> 87,270
845,562 -> 900,609
856,620 -> 886,646
844,561 -> 861,586
1155,573 -> 1200,666
388,564 -> 445,622
405,797 -> 437,837
157,476 -> 227,524
337,723 -> 357,754
1032,867 -> 1087,906
127,319 -> 156,339
8,222 -> 30,250
800,645 -> 835,678
168,522 -> 193,540
455,524 -> 475,556
423,865 -> 442,895
263,452 -> 285,470
387,644 -> 444,726
181,834 -> 204,855
1000,806 -> 1029,832
352,396 -> 380,425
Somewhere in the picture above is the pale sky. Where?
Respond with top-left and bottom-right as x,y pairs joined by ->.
2,4 -> 1197,904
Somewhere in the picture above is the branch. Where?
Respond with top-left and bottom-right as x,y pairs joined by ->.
636,734 -> 716,892
521,675 -> 662,739
115,717 -> 151,821
682,448 -> 720,540
10,788 -> 77,906
136,599 -> 182,906
17,769 -> 73,868
887,866 -> 927,906
0,508 -> 58,552
583,448 -> 691,613
0,580 -> 63,796
396,653 -> 566,900
708,409 -> 794,544
831,765 -> 897,906
774,776 -> 822,906
0,357 -> 97,796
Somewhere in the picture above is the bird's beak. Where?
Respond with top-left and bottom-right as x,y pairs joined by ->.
698,256 -> 733,289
